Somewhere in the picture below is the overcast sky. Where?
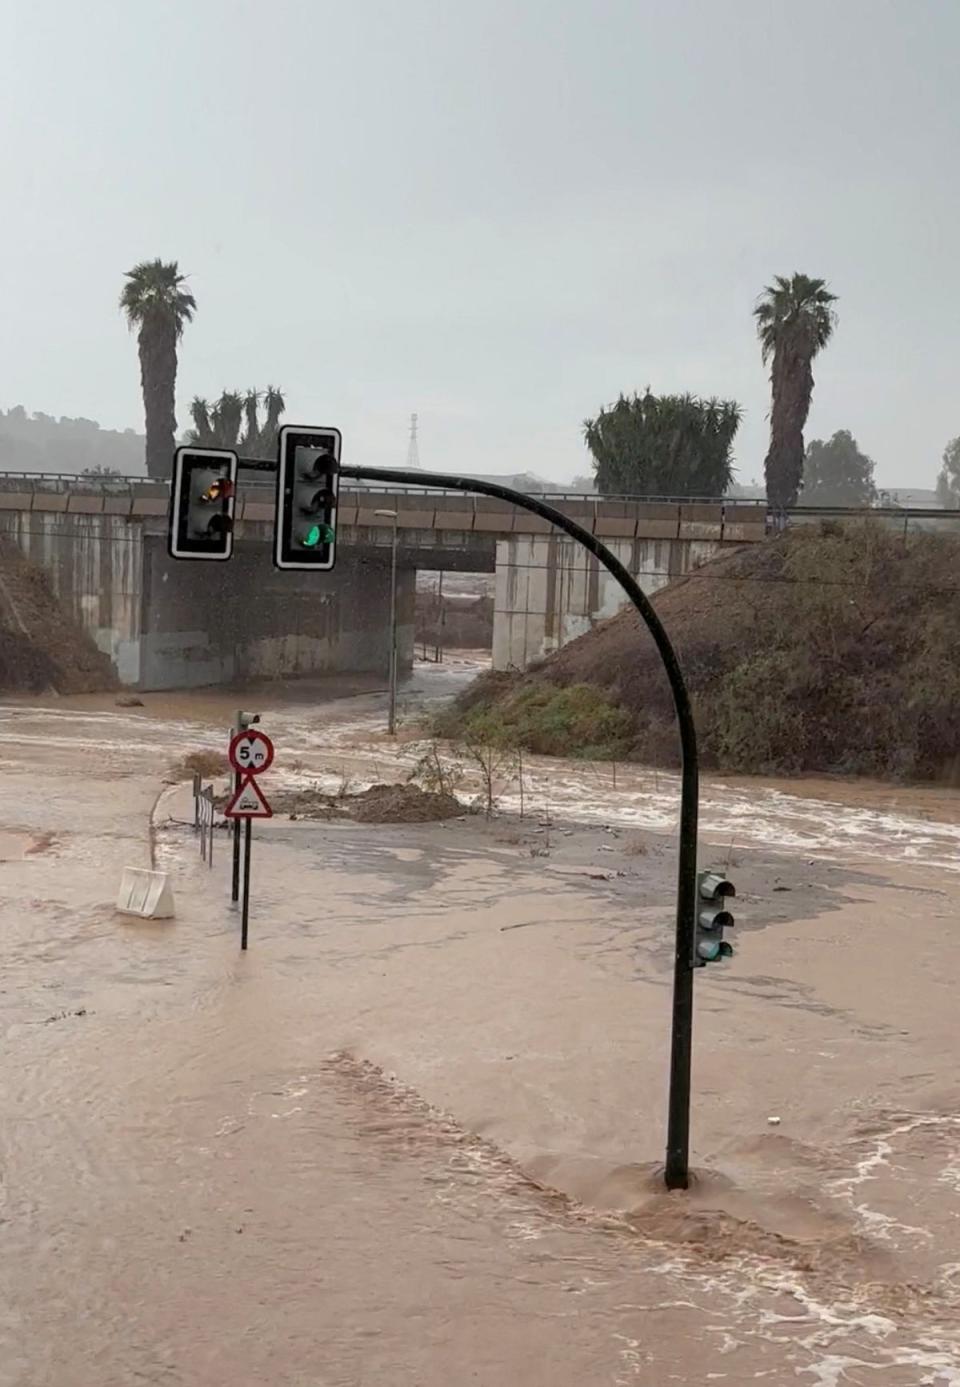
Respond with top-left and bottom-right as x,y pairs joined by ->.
1,0 -> 957,487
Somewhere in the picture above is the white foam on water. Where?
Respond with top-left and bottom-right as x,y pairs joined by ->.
939,1154 -> 960,1194
12,698 -> 960,874
827,1113 -> 960,1241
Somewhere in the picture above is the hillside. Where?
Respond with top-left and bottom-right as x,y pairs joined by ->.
0,406 -> 145,475
446,523 -> 960,781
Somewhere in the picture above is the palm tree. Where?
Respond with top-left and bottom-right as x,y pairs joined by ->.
242,390 -> 261,449
209,390 -> 243,448
260,386 -> 286,455
120,260 -> 196,478
754,274 -> 837,509
186,387 -> 285,452
188,397 -> 213,445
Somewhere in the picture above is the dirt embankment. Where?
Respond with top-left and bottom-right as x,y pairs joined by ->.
270,782 -> 464,824
443,523 -> 960,781
0,537 -> 116,694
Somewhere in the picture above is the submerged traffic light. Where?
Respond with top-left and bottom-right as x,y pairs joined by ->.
169,447 -> 238,560
695,871 -> 735,966
274,425 -> 341,571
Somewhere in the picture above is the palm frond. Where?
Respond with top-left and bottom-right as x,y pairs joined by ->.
120,258 -> 196,337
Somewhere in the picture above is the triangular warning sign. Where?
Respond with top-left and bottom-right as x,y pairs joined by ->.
225,776 -> 272,819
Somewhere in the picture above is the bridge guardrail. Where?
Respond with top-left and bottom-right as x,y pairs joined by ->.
0,472 -> 957,537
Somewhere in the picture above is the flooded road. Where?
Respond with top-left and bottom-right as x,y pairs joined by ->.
1,666 -> 959,1383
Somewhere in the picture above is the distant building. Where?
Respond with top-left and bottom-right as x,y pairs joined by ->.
355,469 -> 567,494
461,472 -> 566,494
877,487 -> 942,509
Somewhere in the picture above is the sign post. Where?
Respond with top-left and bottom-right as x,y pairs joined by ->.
242,819 -> 252,950
231,711 -> 261,903
224,728 -> 274,950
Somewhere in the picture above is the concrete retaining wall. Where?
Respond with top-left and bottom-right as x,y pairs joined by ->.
0,511 -> 415,691
0,509 -> 144,683
138,537 -> 416,691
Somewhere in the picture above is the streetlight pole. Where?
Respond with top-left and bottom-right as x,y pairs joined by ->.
375,509 -> 399,734
357,466 -> 699,1190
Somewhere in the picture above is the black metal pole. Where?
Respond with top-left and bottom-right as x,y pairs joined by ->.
341,463 -> 700,1190
387,520 -> 398,734
231,781 -> 241,902
436,569 -> 444,664
241,817 -> 252,951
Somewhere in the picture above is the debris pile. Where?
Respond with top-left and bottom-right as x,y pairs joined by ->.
275,782 -> 464,824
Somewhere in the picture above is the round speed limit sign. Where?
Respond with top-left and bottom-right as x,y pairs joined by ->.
228,728 -> 275,776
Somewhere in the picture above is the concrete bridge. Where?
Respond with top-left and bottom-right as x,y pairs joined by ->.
0,472 -> 949,689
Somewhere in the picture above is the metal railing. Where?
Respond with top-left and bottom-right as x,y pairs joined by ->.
193,773 -> 216,867
0,468 -> 957,524
0,469 -> 748,504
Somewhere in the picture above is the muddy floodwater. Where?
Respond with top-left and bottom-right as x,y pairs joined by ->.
1,659 -> 959,1384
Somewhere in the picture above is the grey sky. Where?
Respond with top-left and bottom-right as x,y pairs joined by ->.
2,0 -> 957,487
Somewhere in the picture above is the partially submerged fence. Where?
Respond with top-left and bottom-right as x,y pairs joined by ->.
192,773 -> 216,867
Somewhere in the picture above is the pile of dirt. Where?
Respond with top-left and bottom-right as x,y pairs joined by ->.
274,782 -> 464,824
172,749 -> 231,780
349,783 -> 463,822
448,523 -> 960,781
0,536 -> 116,694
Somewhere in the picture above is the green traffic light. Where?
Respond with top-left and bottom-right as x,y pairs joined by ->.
301,523 -> 333,549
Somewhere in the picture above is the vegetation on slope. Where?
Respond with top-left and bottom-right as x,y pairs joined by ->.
442,523 -> 960,781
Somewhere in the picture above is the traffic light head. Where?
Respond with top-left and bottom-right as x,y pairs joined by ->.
274,425 -> 341,570
169,447 -> 238,560
695,870 -> 735,966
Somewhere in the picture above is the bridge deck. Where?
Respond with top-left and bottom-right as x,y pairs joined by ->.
0,473 -> 955,545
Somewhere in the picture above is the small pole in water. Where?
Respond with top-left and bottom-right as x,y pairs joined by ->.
435,570 -> 444,663
231,771 -> 241,902
241,817 -> 252,950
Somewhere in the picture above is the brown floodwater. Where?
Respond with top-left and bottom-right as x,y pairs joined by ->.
1,682 -> 959,1384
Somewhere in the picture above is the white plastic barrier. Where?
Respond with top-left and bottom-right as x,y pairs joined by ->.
116,868 -> 175,920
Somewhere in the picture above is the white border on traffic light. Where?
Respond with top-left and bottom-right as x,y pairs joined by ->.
273,424 -> 342,571
169,446 -> 239,561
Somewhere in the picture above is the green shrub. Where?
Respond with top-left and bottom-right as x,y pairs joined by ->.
454,682 -> 632,759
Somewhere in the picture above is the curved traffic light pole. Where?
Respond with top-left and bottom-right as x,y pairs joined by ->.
340,464 -> 699,1191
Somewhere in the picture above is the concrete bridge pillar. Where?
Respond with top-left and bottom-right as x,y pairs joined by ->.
492,532 -> 722,671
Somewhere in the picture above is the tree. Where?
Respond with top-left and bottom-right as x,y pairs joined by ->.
802,430 -> 876,507
754,274 -> 837,510
186,387 -> 286,452
583,390 -> 741,497
936,437 -> 960,508
120,259 -> 196,479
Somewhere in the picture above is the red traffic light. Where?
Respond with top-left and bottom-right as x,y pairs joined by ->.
200,478 -> 234,503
